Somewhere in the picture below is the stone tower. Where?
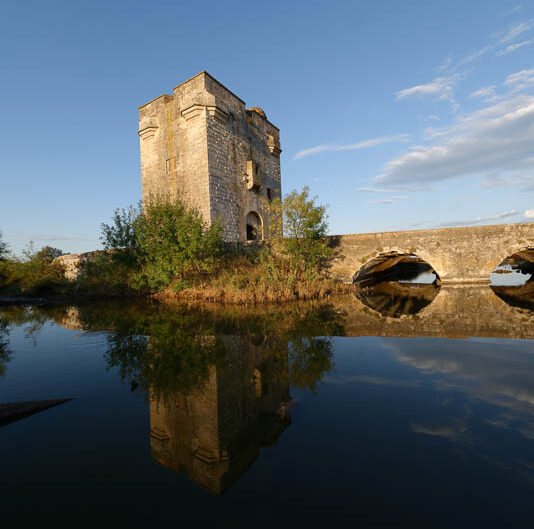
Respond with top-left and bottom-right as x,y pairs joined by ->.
138,71 -> 282,243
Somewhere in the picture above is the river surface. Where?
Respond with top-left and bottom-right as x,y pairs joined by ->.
1,283 -> 534,527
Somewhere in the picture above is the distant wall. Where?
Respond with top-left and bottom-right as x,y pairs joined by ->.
54,250 -> 108,280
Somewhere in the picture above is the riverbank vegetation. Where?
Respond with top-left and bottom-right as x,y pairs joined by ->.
0,240 -> 69,298
0,188 -> 350,304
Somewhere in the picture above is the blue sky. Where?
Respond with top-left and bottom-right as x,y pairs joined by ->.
1,0 -> 533,254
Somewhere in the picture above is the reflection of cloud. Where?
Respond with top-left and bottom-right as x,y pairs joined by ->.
387,338 -> 534,441
324,374 -> 420,388
411,420 -> 467,439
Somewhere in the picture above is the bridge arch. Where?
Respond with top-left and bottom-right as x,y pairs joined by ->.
328,223 -> 534,284
487,245 -> 534,283
352,250 -> 441,285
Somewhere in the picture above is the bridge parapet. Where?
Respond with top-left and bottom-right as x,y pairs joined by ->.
328,222 -> 534,284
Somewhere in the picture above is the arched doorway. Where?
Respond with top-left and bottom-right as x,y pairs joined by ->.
246,211 -> 263,241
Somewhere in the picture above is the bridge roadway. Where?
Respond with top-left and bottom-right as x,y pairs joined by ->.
328,222 -> 534,284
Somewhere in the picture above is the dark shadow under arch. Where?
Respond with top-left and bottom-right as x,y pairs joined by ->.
353,252 -> 440,286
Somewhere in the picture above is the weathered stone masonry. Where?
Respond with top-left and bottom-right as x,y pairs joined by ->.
138,71 -> 282,243
328,222 -> 534,284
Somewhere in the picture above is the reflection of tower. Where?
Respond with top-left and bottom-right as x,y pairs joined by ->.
149,335 -> 291,495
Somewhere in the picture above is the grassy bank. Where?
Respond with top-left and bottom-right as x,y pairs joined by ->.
154,250 -> 353,304
0,188 -> 351,305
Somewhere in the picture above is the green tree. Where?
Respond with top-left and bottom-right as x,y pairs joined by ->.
99,195 -> 223,291
267,186 -> 333,275
32,245 -> 63,264
0,230 -> 8,260
134,195 -> 223,289
100,204 -> 140,251
0,243 -> 67,296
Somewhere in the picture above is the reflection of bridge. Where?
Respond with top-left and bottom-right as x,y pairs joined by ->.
344,284 -> 534,340
329,222 -> 534,284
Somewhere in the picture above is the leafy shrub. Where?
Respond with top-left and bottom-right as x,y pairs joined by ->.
266,186 -> 333,277
0,230 -> 8,261
100,195 -> 224,291
0,244 -> 68,296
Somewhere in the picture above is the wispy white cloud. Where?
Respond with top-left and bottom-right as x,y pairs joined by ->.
455,45 -> 493,70
437,19 -> 533,73
436,54 -> 453,73
525,210 -> 534,219
437,210 -> 518,228
496,39 -> 533,56
396,75 -> 459,110
376,87 -> 534,189
356,186 -> 402,193
368,195 -> 409,206
498,19 -> 533,43
34,235 -> 96,242
499,5 -> 522,18
469,85 -> 500,102
505,68 -> 534,91
293,134 -> 410,161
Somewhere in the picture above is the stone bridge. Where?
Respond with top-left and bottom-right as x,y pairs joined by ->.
328,222 -> 534,284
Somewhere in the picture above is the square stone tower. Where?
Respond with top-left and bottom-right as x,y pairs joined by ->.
138,71 -> 282,242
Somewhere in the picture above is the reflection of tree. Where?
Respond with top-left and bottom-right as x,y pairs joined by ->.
282,304 -> 344,393
81,301 -> 344,398
287,337 -> 332,394
103,311 -> 226,399
0,300 -> 345,398
0,306 -> 54,345
0,314 -> 11,379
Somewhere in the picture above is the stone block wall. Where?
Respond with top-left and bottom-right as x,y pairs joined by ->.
329,222 -> 534,283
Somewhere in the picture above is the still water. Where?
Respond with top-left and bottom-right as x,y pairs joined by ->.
1,283 -> 534,527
